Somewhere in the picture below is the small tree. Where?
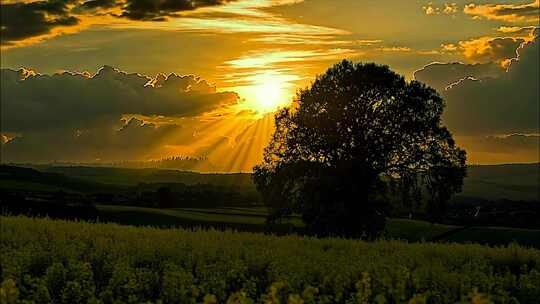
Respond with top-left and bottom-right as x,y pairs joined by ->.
253,60 -> 466,238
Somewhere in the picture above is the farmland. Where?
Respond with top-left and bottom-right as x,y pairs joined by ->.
2,216 -> 540,304
2,164 -> 539,248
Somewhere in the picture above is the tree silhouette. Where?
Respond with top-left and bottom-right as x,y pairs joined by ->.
253,60 -> 466,238
157,186 -> 174,208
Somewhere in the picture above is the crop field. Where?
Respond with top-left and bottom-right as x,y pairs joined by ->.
1,216 -> 539,304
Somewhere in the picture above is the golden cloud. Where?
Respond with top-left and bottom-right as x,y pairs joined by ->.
423,2 -> 458,15
464,1 -> 539,23
458,36 -> 525,66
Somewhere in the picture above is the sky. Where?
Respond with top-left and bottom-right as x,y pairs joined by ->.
1,0 -> 539,171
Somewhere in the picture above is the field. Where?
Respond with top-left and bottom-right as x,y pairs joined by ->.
93,205 -> 540,247
2,164 -> 539,248
2,216 -> 540,304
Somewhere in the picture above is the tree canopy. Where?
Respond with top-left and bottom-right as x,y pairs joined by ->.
253,60 -> 466,238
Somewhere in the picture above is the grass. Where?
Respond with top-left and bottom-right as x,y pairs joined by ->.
382,218 -> 459,242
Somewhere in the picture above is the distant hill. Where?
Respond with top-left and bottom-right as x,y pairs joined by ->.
2,163 -> 538,201
0,165 -> 119,193
31,165 -> 254,187
460,163 -> 539,201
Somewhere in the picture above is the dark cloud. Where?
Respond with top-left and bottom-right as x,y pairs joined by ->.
79,0 -> 117,9
0,114 -> 273,171
0,65 -> 238,133
441,36 -> 539,135
0,0 -> 239,46
0,65 -> 242,164
0,0 -> 79,45
1,117 -> 178,163
118,0 -> 235,21
415,36 -> 539,164
414,62 -> 504,92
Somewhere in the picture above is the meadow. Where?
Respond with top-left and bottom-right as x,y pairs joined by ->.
2,216 -> 540,304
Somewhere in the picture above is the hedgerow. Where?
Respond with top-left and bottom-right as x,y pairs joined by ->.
1,216 -> 539,303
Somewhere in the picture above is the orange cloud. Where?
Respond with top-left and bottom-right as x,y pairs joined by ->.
458,36 -> 525,66
423,2 -> 458,15
464,1 -> 539,23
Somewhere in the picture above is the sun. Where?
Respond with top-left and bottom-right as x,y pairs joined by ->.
252,79 -> 288,113
230,71 -> 296,114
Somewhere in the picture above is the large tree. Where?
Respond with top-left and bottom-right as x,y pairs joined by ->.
253,61 -> 466,238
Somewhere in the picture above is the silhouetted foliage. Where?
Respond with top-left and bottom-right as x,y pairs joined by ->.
157,186 -> 174,208
254,60 -> 466,238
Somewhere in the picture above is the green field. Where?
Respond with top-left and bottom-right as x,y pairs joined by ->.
1,216 -> 539,304
96,205 -> 302,234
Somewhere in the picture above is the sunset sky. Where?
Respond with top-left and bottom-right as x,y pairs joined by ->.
1,0 -> 539,171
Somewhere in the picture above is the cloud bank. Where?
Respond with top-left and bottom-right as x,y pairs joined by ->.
1,65 -> 238,133
416,33 -> 539,163
0,66 -> 242,162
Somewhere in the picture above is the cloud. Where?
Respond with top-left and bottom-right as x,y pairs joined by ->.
441,35 -> 539,135
1,117 -> 179,163
0,107 -> 272,171
414,61 -> 505,91
224,49 -> 358,69
377,46 -> 412,52
441,43 -> 459,52
1,0 -> 351,49
115,0 -> 237,21
423,2 -> 458,15
250,35 -> 381,46
464,1 -> 539,23
416,34 -> 539,163
437,29 -> 538,67
0,65 -> 277,169
0,65 -> 239,133
497,25 -> 538,35
0,0 -> 80,47
458,36 -> 525,66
